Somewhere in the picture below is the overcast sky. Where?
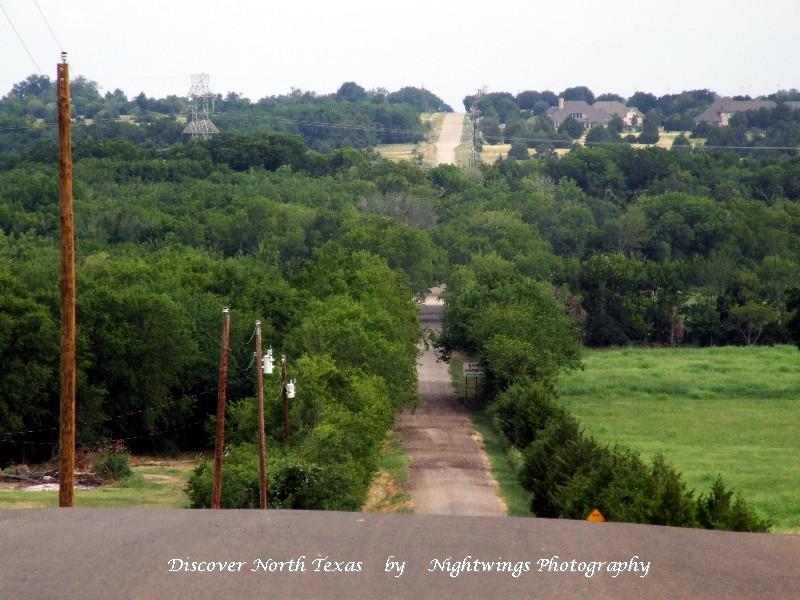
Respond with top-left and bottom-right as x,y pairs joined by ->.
1,0 -> 798,110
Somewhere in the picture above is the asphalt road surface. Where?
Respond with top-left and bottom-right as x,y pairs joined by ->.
2,509 -> 799,599
434,113 -> 466,165
397,288 -> 506,516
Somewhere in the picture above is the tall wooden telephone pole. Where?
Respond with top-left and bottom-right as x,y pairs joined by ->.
211,308 -> 230,509
57,52 -> 76,508
255,321 -> 267,509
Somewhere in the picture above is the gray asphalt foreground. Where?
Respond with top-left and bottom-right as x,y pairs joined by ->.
1,509 -> 798,599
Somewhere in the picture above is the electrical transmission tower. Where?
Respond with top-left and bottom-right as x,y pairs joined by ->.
183,73 -> 219,139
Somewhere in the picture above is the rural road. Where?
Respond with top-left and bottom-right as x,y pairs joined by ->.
396,287 -> 506,516
2,509 -> 799,599
434,113 -> 466,165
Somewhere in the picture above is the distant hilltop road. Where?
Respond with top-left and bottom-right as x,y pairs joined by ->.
434,113 -> 466,166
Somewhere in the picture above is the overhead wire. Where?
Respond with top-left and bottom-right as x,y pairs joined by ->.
0,113 -> 799,152
0,1 -> 44,75
0,383 -> 223,441
33,0 -> 63,52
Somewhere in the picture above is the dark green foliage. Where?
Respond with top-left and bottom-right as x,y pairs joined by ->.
696,476 -> 771,532
638,110 -> 661,144
585,125 -> 620,145
516,90 -> 558,112
336,82 -> 368,103
507,140 -> 530,160
672,134 -> 691,147
558,116 -> 584,139
498,372 -> 767,530
92,446 -> 132,481
596,93 -> 626,103
1,75 -> 798,520
559,86 -> 595,104
186,444 -> 371,510
387,87 -> 452,113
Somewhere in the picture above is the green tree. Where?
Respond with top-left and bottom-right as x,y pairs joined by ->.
728,302 -> 778,345
558,116 -> 584,139
559,86 -> 595,103
638,110 -> 661,144
507,139 -> 530,160
335,82 -> 367,102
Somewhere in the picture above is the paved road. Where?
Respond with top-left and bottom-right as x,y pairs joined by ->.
1,509 -> 798,599
434,113 -> 466,165
396,288 -> 506,516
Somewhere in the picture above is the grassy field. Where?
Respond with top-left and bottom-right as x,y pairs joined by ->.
480,143 -> 512,163
556,345 -> 800,532
0,458 -> 198,509
374,143 -> 418,162
374,112 -> 444,166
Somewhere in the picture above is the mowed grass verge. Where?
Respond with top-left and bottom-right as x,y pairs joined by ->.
0,459 -> 198,509
449,355 -> 532,516
556,345 -> 800,532
362,432 -> 411,512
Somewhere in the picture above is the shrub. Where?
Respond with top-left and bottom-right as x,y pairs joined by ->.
185,444 -> 367,510
488,380 -> 563,448
696,476 -> 771,532
92,444 -> 132,481
507,140 -> 530,161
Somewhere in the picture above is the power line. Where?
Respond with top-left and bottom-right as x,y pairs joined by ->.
1,113 -> 799,152
0,383 -> 223,440
33,0 -> 63,52
0,1 -> 44,75
0,419 -> 207,446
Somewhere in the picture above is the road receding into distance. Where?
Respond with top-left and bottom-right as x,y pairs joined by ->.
397,287 -> 506,517
434,113 -> 466,165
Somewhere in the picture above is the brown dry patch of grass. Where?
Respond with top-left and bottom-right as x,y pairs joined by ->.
363,470 -> 411,513
362,433 -> 411,513
480,144 -> 512,163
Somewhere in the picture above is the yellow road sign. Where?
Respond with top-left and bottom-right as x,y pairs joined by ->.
586,508 -> 605,522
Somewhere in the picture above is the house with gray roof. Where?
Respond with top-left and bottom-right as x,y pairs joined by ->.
695,97 -> 800,126
546,98 -> 644,130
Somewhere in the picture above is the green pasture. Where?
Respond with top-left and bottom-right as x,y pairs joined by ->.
557,345 -> 800,532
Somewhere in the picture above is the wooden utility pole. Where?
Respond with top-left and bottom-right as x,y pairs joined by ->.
281,354 -> 289,443
57,53 -> 76,508
255,320 -> 267,509
211,308 -> 230,509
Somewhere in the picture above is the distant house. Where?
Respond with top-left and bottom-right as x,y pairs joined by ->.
695,97 -> 800,126
546,98 -> 644,130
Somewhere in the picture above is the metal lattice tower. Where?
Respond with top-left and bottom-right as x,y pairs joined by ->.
183,74 -> 219,139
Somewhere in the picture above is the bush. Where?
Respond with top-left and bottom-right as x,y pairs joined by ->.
488,380 -> 563,448
185,444 -> 367,510
507,140 -> 530,160
696,476 -> 771,532
92,444 -> 132,481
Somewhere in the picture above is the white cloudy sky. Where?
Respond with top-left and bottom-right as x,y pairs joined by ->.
1,0 -> 798,109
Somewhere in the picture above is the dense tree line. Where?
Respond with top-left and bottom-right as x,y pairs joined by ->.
1,75 -> 799,517
0,75 -> 450,154
462,85 -> 800,150
437,261 -> 769,531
